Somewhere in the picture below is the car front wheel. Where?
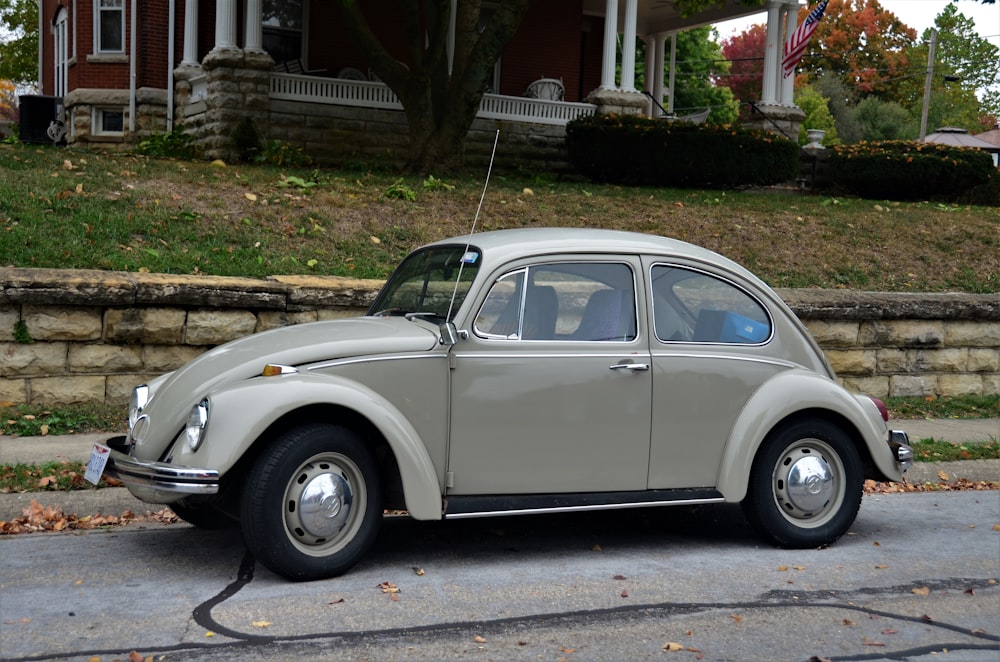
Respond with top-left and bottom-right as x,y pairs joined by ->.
241,424 -> 382,581
742,419 -> 863,549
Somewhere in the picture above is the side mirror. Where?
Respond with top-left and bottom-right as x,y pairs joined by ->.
439,322 -> 460,346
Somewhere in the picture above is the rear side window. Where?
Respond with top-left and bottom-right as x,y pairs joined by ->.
475,262 -> 637,342
650,265 -> 771,344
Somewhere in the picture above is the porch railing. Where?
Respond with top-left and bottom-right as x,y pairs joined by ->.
270,72 -> 595,126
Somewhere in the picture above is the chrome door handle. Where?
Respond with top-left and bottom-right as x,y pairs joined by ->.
610,363 -> 649,372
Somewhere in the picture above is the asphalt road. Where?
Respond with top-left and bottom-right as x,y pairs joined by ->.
1,491 -> 998,662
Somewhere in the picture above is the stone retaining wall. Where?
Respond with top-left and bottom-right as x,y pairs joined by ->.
1,268 -> 998,406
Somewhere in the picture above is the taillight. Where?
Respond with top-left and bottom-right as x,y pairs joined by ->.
870,397 -> 889,422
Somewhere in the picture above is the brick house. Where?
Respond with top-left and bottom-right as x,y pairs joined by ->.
31,0 -> 806,166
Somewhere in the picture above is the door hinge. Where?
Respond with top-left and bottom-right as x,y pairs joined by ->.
446,471 -> 454,489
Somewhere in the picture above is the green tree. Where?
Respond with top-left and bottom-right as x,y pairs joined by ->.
795,85 -> 838,144
853,97 -> 916,141
928,3 -> 1000,120
336,0 -> 529,174
0,0 -> 39,85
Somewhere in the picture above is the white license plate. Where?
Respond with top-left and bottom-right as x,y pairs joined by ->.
84,443 -> 111,485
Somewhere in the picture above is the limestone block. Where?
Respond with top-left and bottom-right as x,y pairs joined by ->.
876,349 -> 910,374
106,307 -> 187,344
1,342 -> 68,377
0,377 -> 27,404
802,320 -> 859,347
968,349 -> 999,373
256,310 -> 318,332
22,305 -> 102,341
68,344 -> 144,373
889,375 -> 937,397
859,320 -> 944,348
825,349 -> 875,375
0,305 -> 18,341
937,374 -> 984,397
185,310 -> 257,345
914,348 -> 967,373
30,375 -> 107,405
142,345 -> 205,372
945,321 -> 1000,348
839,376 -> 889,398
107,374 -> 160,404
983,373 -> 999,396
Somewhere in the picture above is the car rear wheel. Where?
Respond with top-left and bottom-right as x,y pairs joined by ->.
742,419 -> 863,548
241,424 -> 382,581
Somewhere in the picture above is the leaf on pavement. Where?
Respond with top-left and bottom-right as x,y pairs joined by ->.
912,586 -> 930,596
613,574 -> 627,580
251,620 -> 272,628
662,642 -> 684,652
842,618 -> 855,627
378,581 -> 400,594
473,635 -> 487,643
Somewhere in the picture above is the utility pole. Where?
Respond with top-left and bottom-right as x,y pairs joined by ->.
919,29 -> 937,142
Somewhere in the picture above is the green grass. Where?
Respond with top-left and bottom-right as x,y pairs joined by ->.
910,439 -> 1000,463
884,394 -> 1000,421
2,143 -> 998,291
0,404 -> 126,437
0,461 -> 119,493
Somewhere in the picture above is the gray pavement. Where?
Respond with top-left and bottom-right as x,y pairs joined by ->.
0,419 -> 997,520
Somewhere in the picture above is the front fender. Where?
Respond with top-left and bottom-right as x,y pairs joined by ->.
716,369 -> 899,502
168,372 -> 444,520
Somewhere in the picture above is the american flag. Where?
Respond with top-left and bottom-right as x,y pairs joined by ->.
782,0 -> 828,78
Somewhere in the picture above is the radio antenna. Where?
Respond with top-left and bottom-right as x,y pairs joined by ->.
445,129 -> 499,322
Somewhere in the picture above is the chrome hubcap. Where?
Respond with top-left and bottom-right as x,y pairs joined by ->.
772,439 -> 843,525
299,471 -> 352,539
283,454 -> 361,551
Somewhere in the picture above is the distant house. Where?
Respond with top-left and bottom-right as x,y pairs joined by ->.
924,126 -> 1000,167
31,0 -> 808,166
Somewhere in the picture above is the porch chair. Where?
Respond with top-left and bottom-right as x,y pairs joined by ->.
524,77 -> 564,101
337,67 -> 368,81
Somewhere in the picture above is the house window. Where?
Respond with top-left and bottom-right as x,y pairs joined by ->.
93,107 -> 125,135
262,0 -> 304,66
53,8 -> 69,97
96,0 -> 124,53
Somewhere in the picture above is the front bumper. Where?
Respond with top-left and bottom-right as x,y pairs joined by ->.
103,435 -> 219,497
888,429 -> 913,473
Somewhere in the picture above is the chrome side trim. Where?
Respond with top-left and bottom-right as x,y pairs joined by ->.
103,443 -> 219,495
444,497 -> 725,519
307,352 -> 447,372
650,351 -> 799,370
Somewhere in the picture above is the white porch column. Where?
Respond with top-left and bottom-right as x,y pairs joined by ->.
600,0 -> 619,89
245,0 -> 264,52
780,0 -> 799,104
180,0 -> 199,65
761,0 -> 783,104
651,35 -> 667,116
214,0 -> 237,49
643,36 -> 655,114
667,32 -> 676,114
620,0 -> 638,90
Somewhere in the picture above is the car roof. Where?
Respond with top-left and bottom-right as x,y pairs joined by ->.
427,228 -> 766,287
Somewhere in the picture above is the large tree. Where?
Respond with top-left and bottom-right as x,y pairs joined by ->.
0,0 -> 38,85
719,23 -> 766,118
336,0 -> 529,174
927,2 -> 1000,120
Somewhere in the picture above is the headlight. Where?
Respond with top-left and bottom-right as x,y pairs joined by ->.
129,385 -> 150,428
185,400 -> 209,451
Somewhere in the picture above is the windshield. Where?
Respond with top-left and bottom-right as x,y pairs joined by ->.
368,244 -> 481,322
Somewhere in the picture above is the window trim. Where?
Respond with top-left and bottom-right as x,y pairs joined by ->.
92,107 -> 125,136
94,0 -> 125,54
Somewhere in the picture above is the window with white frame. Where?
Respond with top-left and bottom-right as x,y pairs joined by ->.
93,107 -> 125,135
95,0 -> 124,52
53,7 -> 69,97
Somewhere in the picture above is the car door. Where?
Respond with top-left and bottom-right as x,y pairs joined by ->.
447,259 -> 652,495
645,261 -> 790,489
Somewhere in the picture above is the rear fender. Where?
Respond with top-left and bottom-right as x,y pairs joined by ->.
167,372 -> 443,520
716,369 -> 899,502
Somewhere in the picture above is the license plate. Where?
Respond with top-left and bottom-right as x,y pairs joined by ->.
84,443 -> 111,485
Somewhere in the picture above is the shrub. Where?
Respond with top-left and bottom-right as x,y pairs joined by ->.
135,126 -> 200,159
565,113 -> 799,188
254,140 -> 313,167
827,141 -> 994,202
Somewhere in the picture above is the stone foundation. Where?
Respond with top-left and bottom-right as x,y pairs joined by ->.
1,268 -> 997,406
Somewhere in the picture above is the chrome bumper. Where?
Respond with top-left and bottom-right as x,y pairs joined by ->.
888,429 -> 913,473
104,435 -> 219,495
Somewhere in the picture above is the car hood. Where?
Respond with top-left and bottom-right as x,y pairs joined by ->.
138,317 -> 440,449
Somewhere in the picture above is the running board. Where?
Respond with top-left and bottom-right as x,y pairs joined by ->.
443,488 -> 724,519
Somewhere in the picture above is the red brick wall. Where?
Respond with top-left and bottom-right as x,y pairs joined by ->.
501,0 -> 583,101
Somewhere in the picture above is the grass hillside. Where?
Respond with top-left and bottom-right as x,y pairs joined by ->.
1,143 -> 998,292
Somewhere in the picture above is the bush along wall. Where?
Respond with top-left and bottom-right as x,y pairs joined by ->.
565,114 -> 799,188
827,141 -> 996,203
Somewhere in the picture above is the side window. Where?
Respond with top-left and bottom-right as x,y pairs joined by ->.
474,263 -> 636,342
96,0 -> 124,53
651,265 -> 771,344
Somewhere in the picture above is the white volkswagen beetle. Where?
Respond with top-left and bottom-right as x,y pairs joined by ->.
88,228 -> 912,581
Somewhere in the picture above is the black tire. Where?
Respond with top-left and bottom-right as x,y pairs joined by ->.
741,419 -> 863,549
169,501 -> 237,529
240,424 -> 382,581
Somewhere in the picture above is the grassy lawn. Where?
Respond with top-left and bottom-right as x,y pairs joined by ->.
2,143 -> 998,292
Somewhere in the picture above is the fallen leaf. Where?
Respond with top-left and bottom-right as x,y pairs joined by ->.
473,635 -> 487,644
205,631 -> 215,637
662,642 -> 684,652
912,586 -> 930,596
245,192 -> 257,202
731,614 -> 743,623
937,470 -> 950,481
592,544 -> 602,552
965,588 -> 976,595
251,620 -> 271,628
412,566 -> 425,576
921,614 -> 934,623
370,235 -> 381,244
873,541 -> 880,547
378,581 -> 400,594
842,619 -> 855,627
621,589 -> 629,598
881,629 -> 898,635
777,566 -> 788,571
793,565 -> 806,571
861,639 -> 885,647
993,524 -> 1000,531
613,574 -> 627,580
559,646 -> 575,653
328,598 -> 345,604
875,564 -> 888,569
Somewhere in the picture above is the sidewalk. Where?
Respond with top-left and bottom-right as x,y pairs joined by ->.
0,420 -> 997,520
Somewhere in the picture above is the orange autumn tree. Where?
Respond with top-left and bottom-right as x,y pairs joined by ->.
719,23 -> 767,118
0,79 -> 17,123
798,0 -> 917,101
